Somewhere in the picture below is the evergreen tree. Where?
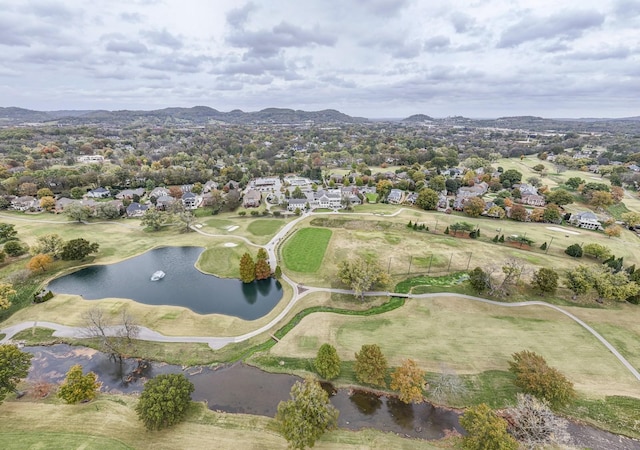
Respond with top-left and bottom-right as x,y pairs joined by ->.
444,226 -> 449,234
540,242 -> 547,250
255,258 -> 272,280
315,344 -> 341,380
239,252 -> 256,283
499,235 -> 505,243
58,364 -> 101,404
135,374 -> 194,430
274,265 -> 282,279
493,234 -> 499,243
407,220 -> 412,228
354,344 -> 388,387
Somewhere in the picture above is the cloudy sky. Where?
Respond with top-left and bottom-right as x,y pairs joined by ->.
0,0 -> 638,118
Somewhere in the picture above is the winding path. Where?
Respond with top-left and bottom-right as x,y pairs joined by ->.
1,208 -> 639,384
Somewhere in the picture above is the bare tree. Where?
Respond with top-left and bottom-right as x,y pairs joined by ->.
82,307 -> 140,363
504,394 -> 570,449
430,364 -> 468,404
485,258 -> 529,297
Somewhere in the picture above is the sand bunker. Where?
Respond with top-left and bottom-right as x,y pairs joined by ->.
546,226 -> 580,235
226,225 -> 239,232
224,242 -> 238,247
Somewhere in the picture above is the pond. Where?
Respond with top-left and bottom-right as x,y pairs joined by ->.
47,247 -> 282,320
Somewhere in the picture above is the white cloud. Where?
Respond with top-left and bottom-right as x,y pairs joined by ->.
0,0 -> 635,118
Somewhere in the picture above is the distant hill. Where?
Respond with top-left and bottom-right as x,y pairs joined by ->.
402,114 -> 435,122
0,106 -> 368,126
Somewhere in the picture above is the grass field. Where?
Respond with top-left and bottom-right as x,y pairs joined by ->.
246,219 -> 285,237
282,227 -> 332,273
267,297 -> 640,398
0,398 -> 453,450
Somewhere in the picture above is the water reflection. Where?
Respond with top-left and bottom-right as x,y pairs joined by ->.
349,390 -> 383,415
47,247 -> 283,319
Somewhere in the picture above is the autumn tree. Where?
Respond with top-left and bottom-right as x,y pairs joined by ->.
582,243 -> 612,260
39,196 -> 56,211
542,204 -> 562,223
354,344 -> 387,387
621,212 -> 640,228
460,403 -> 518,450
239,252 -> 256,283
27,253 -> 53,273
390,359 -> 426,404
509,204 -> 528,222
276,377 -> 339,449
61,238 -> 99,260
315,343 -> 341,380
0,283 -> 17,310
254,248 -> 271,280
337,256 -> 390,300
135,374 -> 194,431
508,350 -> 576,409
604,224 -> 622,238
58,364 -> 101,404
565,265 -> 592,299
531,267 -> 559,295
36,187 -> 54,199
463,196 -> 486,217
416,187 -> 439,210
0,344 -> 32,404
168,186 -> 183,199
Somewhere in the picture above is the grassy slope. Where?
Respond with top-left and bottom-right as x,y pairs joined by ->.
0,398 -> 452,450
282,227 -> 332,272
268,297 -> 640,398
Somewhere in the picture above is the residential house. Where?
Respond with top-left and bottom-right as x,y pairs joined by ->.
116,188 -> 145,200
155,195 -> 175,210
203,180 -> 218,193
182,192 -> 201,210
243,189 -> 262,208
405,192 -> 418,205
251,177 -> 279,192
437,193 -> 449,210
77,155 -> 105,163
312,189 -> 342,209
513,183 -> 538,196
387,189 -> 404,204
55,197 -> 77,213
149,187 -> 170,199
628,164 -> 640,173
569,211 -> 603,230
86,187 -> 110,198
126,202 -> 148,218
11,196 -> 38,211
520,194 -> 546,207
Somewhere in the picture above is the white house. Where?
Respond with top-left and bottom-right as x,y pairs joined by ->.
569,211 -> 603,230
86,187 -> 110,198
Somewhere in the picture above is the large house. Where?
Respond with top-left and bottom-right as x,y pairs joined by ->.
86,187 -> 110,198
11,196 -> 38,211
287,198 -> 308,212
243,189 -> 262,208
387,189 -> 404,204
520,194 -> 546,207
312,189 -> 342,209
116,188 -> 145,200
569,211 -> 603,230
181,192 -> 201,209
126,202 -> 148,218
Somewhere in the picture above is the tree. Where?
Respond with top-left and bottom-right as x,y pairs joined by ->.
531,267 -> 559,295
276,377 -> 339,449
36,187 -> 54,199
508,350 -> 576,409
65,203 -> 92,222
390,359 -> 425,404
565,265 -> 592,299
255,258 -> 271,280
141,208 -> 167,231
168,186 -> 183,199
376,179 -> 393,199
4,240 -> 27,257
274,265 -> 282,279
61,238 -> 99,260
459,403 -> 518,450
591,268 -> 640,302
135,373 -> 194,430
564,243 -> 583,258
542,204 -> 562,223
70,186 -> 85,199
83,307 -> 140,363
0,223 -> 17,242
428,175 -> 446,192
239,252 -> 256,283
0,344 -> 32,403
445,178 -> 461,194
565,177 -> 584,190
416,187 -> 439,210
486,205 -> 505,219
0,283 -> 16,310
468,267 -> 490,293
463,196 -> 486,217
354,344 -> 387,387
30,234 -> 65,258
604,225 -> 622,238
545,189 -> 574,206
499,169 -> 522,186
337,256 -> 390,300
582,243 -> 612,260
589,191 -> 613,210
315,344 -> 341,380
430,365 -> 467,403
506,394 -> 569,449
39,196 -> 56,212
622,212 -> 640,228
95,202 -> 121,220
27,253 -> 53,273
509,204 -> 527,222
58,364 -> 101,404
291,186 -> 306,199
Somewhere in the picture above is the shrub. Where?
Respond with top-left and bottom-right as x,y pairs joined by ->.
460,403 -> 518,450
565,244 -> 583,258
58,364 -> 101,404
4,240 -> 27,257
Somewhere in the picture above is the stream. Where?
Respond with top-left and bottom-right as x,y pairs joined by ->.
20,344 -> 640,448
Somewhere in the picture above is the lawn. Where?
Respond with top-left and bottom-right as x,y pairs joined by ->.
246,219 -> 284,237
282,227 -> 332,273
267,296 -> 640,399
0,398 -> 451,450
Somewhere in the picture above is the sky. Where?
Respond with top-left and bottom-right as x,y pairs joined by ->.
0,0 -> 638,118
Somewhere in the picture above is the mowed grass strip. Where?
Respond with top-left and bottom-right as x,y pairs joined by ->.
246,219 -> 284,237
282,227 -> 332,273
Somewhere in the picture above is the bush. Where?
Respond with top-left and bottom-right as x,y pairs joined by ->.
33,290 -> 54,304
4,240 -> 27,257
238,211 -> 247,216
565,243 -> 583,258
58,364 -> 101,404
250,210 -> 260,216
460,403 -> 518,450
135,374 -> 194,430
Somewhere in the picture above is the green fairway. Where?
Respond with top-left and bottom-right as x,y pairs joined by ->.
0,432 -> 132,450
246,219 -> 284,236
282,227 -> 332,273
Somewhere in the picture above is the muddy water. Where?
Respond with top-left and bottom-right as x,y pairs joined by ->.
22,344 -> 640,447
